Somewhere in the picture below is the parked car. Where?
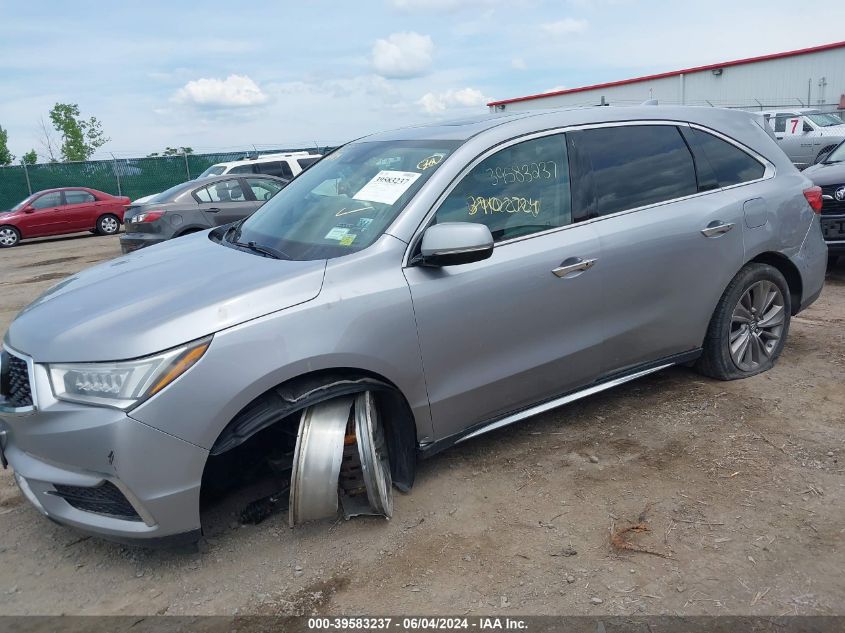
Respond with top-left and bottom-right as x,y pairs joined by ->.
119,174 -> 288,253
803,139 -> 845,265
0,106 -> 827,546
195,151 -> 322,180
757,108 -> 845,169
0,188 -> 130,248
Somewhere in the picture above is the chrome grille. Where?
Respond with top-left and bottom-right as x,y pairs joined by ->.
821,184 -> 845,215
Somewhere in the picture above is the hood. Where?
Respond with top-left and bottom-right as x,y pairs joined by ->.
7,233 -> 327,362
803,161 -> 845,186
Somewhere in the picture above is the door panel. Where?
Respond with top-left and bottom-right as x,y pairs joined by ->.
195,179 -> 258,226
61,191 -> 99,231
404,225 -> 604,440
593,195 -> 743,374
23,192 -> 64,237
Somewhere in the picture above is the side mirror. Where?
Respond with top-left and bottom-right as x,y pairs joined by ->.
23,205 -> 35,214
418,222 -> 494,267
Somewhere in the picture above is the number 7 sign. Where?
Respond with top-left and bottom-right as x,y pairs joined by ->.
785,117 -> 802,136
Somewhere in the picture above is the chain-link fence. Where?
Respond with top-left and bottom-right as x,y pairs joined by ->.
0,147 -> 335,210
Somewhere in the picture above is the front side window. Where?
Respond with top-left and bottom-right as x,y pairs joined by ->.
246,177 -> 284,201
297,157 -> 320,170
31,192 -> 62,209
194,179 -> 246,203
64,190 -> 96,204
435,134 -> 571,242
683,127 -> 765,187
232,140 -> 459,260
569,125 -> 697,216
228,165 -> 255,175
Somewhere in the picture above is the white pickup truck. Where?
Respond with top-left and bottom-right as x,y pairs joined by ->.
757,108 -> 845,169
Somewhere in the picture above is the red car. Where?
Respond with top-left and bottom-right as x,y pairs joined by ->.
0,187 -> 130,248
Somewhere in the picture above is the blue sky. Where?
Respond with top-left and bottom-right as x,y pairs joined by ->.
2,0 -> 845,160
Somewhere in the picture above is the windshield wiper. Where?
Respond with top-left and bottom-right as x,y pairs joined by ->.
822,159 -> 843,165
231,239 -> 292,260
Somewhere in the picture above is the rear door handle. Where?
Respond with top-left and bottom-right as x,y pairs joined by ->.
552,258 -> 597,278
207,207 -> 221,213
701,221 -> 735,238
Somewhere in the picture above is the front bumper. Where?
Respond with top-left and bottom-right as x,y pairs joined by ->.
119,232 -> 166,254
0,347 -> 207,545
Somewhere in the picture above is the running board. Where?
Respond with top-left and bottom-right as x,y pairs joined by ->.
455,362 -> 674,445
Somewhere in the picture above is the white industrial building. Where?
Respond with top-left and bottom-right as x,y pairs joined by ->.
488,41 -> 845,113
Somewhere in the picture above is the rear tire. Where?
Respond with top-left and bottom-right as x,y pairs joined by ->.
0,226 -> 20,248
96,214 -> 120,235
696,263 -> 791,380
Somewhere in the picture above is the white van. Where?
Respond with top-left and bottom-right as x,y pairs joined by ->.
196,151 -> 323,180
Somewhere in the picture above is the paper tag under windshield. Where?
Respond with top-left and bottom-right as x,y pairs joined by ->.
353,171 -> 421,205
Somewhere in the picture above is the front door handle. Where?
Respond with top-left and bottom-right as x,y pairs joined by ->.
207,207 -> 221,213
701,221 -> 735,238
552,258 -> 597,278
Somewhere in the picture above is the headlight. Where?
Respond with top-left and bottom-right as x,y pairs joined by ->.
47,337 -> 211,409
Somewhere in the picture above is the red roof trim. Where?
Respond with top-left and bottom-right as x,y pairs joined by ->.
487,40 -> 845,107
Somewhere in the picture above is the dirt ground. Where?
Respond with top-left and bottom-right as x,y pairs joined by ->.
0,231 -> 843,617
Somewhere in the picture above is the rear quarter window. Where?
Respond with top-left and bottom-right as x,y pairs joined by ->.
683,127 -> 765,187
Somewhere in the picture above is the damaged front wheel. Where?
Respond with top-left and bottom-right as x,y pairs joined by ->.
289,391 -> 393,526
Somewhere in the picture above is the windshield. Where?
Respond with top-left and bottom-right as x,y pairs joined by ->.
231,140 -> 459,260
197,165 -> 226,178
8,195 -> 34,212
825,141 -> 845,163
806,112 -> 844,128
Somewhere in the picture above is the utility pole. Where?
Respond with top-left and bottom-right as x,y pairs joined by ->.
20,158 -> 32,196
110,153 -> 122,196
184,151 -> 191,179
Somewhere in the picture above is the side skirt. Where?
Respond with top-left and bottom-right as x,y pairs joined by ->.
418,349 -> 701,458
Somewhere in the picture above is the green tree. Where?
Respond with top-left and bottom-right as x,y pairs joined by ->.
0,125 -> 14,166
48,103 -> 110,161
148,146 -> 194,157
22,149 -> 38,165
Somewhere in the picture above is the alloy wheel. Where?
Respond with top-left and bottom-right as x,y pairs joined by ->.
729,280 -> 785,372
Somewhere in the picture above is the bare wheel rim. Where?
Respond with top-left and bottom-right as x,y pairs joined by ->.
729,280 -> 785,372
0,228 -> 17,246
101,217 -> 118,233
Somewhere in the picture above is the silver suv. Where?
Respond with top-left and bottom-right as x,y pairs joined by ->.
0,106 -> 828,546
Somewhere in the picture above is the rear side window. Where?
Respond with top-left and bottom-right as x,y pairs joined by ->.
682,127 -> 765,187
435,134 -> 571,242
569,125 -> 697,216
256,161 -> 294,179
64,191 -> 96,204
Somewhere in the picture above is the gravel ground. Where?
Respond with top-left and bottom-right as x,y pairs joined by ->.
0,231 -> 843,616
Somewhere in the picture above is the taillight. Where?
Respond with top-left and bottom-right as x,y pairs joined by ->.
803,186 -> 823,214
134,210 -> 165,223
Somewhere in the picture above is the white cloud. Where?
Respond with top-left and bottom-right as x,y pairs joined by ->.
371,32 -> 434,79
543,85 -> 567,93
541,18 -> 588,35
511,57 -> 527,70
174,74 -> 268,108
389,0 -> 497,11
418,87 -> 490,114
